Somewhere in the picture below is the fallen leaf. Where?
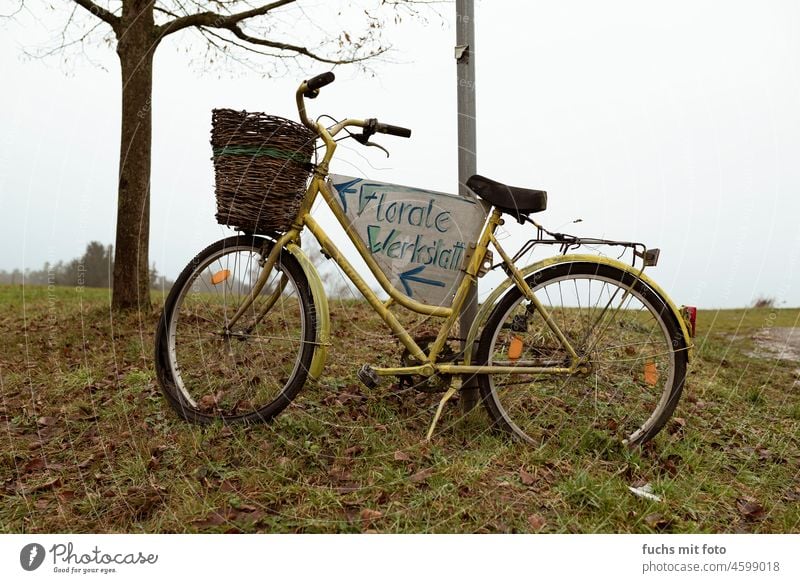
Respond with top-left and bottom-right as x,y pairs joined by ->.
56,490 -> 76,503
77,455 -> 95,469
190,511 -> 230,529
736,498 -> 765,521
22,457 -> 47,473
37,416 -> 57,427
197,395 -> 217,411
527,514 -> 546,530
519,468 -> 536,486
344,445 -> 364,457
328,468 -> 352,482
409,468 -> 434,483
359,508 -> 382,524
18,476 -> 61,495
661,454 -> 681,477
393,450 -> 410,462
668,417 -> 686,435
644,513 -> 672,531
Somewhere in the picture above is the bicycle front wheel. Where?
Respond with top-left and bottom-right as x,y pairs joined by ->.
155,235 -> 316,424
476,262 -> 687,447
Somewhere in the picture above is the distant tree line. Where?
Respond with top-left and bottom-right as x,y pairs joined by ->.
0,241 -> 172,290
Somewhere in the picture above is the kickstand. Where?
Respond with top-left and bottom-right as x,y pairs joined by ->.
425,378 -> 462,441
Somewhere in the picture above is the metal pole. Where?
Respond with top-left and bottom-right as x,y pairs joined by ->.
456,0 -> 479,412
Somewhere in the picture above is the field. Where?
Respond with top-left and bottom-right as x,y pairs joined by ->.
1,284 -> 798,533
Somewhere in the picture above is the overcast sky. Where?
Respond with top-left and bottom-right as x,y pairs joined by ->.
2,0 -> 800,308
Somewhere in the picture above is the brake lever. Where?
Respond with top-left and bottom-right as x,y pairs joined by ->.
352,133 -> 390,157
365,141 -> 390,158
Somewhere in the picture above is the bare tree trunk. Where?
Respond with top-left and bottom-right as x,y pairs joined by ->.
112,0 -> 155,311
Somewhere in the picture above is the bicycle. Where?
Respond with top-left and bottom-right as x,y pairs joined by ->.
154,72 -> 696,447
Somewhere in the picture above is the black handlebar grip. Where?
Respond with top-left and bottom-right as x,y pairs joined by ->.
377,123 -> 412,138
306,72 -> 335,91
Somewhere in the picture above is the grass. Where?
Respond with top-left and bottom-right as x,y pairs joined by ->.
0,283 -> 798,533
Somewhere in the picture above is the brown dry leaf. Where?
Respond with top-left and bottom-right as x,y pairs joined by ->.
77,455 -> 95,469
668,417 -> 686,435
56,490 -> 76,503
360,508 -> 382,524
393,450 -> 411,462
190,511 -> 230,529
22,457 -> 47,473
18,476 -> 61,495
328,468 -> 352,482
527,514 -> 546,530
344,445 -> 364,457
519,468 -> 536,486
736,498 -> 766,521
197,395 -> 217,412
409,468 -> 434,483
644,513 -> 672,531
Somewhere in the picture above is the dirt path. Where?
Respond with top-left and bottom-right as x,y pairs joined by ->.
747,328 -> 800,375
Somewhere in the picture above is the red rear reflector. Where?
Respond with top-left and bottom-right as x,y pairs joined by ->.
682,306 -> 697,337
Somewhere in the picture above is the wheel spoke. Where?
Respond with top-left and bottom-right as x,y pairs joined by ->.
155,238 -> 314,422
478,263 -> 684,447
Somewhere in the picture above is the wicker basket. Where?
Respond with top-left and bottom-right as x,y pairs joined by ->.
211,109 -> 316,234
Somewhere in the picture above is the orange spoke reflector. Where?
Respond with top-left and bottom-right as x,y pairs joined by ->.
644,361 -> 658,386
508,335 -> 524,360
211,269 -> 231,285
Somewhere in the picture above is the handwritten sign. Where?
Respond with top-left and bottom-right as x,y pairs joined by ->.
330,175 -> 488,306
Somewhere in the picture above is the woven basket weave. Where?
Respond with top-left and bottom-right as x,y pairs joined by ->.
211,109 -> 316,234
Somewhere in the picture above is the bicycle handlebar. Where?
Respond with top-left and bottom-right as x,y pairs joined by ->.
295,73 -> 412,142
375,121 -> 412,138
306,72 -> 335,92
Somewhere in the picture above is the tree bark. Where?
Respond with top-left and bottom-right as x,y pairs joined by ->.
112,0 -> 156,311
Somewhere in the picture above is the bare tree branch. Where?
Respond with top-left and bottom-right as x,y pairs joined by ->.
0,1 -> 24,19
72,0 -> 120,31
228,24 -> 387,64
157,0 -> 296,37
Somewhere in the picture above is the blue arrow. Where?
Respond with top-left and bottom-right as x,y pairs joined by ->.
332,178 -> 360,213
398,265 -> 445,297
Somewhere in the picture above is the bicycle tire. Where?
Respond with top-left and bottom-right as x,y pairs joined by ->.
476,261 -> 688,447
154,235 -> 316,424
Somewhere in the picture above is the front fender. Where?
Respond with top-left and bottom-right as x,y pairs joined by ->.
464,254 -> 694,364
285,243 -> 329,380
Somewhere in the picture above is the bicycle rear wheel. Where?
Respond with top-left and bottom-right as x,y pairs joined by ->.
476,262 -> 687,447
155,235 -> 316,424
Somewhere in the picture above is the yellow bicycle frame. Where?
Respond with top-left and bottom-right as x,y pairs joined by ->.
227,80 -> 693,387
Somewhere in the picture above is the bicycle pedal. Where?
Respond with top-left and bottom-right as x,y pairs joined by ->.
357,364 -> 380,389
